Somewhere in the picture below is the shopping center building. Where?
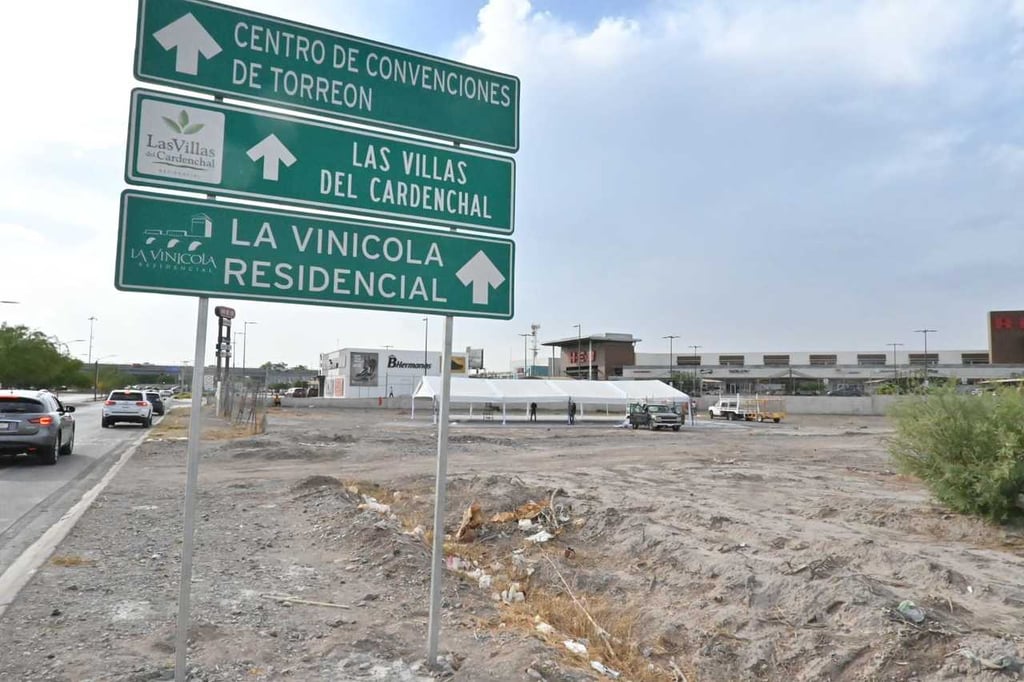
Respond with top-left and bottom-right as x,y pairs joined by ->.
540,312 -> 1024,394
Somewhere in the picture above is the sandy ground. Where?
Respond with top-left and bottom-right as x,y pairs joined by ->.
0,407 -> 1023,681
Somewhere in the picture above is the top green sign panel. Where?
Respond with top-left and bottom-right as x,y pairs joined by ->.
134,0 -> 520,151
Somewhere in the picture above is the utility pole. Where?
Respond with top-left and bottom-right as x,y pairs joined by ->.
663,335 -> 679,388
887,342 -> 904,384
519,333 -> 530,378
383,345 -> 393,397
422,317 -> 429,375
914,329 -> 936,386
573,324 -> 581,379
242,321 -> 257,383
87,316 -> 97,365
689,344 -> 702,396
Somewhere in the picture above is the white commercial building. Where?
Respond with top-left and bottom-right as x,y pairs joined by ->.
319,347 -> 470,398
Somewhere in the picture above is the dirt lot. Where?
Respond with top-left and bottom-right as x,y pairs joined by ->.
1,407 -> 1023,681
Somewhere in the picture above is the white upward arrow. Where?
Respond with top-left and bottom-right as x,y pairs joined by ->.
456,251 -> 505,305
153,13 -> 222,76
246,134 -> 298,181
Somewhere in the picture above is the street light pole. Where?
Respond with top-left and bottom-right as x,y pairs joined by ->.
518,333 -> 530,379
93,354 -> 117,401
689,344 -> 702,396
662,335 -> 679,388
887,342 -> 904,384
242,321 -> 257,382
87,316 -> 97,365
422,317 -> 429,376
572,324 -> 581,380
914,329 -> 936,386
382,345 -> 394,397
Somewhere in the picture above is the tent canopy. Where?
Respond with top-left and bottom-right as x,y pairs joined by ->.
413,378 -> 689,406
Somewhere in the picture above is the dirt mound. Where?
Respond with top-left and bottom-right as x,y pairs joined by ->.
291,475 -> 346,491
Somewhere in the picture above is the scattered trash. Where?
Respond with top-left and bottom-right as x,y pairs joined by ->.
404,525 -> 425,539
260,593 -> 350,609
948,648 -> 1024,673
590,660 -> 621,678
564,546 -> 576,559
526,529 -> 554,544
534,618 -> 555,635
490,500 -> 549,524
501,582 -> 525,604
357,497 -> 391,515
896,600 -> 925,624
455,502 -> 485,542
564,640 -> 588,656
518,518 -> 537,532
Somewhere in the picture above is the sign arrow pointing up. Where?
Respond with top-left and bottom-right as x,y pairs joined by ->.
153,13 -> 222,76
456,251 -> 505,305
246,134 -> 297,181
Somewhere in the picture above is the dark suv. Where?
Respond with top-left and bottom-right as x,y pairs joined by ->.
0,390 -> 76,465
145,391 -> 165,416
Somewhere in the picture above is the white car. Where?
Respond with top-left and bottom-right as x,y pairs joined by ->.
102,389 -> 153,428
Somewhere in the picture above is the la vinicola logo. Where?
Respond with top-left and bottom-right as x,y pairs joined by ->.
129,213 -> 217,275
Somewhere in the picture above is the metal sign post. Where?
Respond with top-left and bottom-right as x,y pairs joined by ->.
426,314 -> 454,663
175,296 -> 209,681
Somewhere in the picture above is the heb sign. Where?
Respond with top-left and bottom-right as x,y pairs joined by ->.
116,191 -> 514,319
134,0 -> 520,151
125,90 -> 514,234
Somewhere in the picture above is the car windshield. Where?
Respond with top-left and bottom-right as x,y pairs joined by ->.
649,405 -> 669,413
110,391 -> 143,401
146,393 -> 160,400
0,397 -> 45,413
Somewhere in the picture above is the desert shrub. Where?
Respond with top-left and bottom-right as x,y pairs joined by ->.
889,385 -> 1024,523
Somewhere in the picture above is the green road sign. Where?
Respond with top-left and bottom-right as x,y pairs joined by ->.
125,90 -> 515,234
134,0 -> 520,151
116,191 -> 514,319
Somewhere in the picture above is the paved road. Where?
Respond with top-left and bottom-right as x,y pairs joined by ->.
0,400 -> 159,575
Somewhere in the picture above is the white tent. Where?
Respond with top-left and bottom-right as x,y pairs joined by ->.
411,377 -> 689,422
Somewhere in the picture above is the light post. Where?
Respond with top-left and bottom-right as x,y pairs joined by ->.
573,323 -> 581,376
422,317 -> 429,375
663,335 -> 679,388
93,354 -> 117,401
233,332 -> 242,375
519,333 -> 530,378
87,316 -> 97,365
689,344 -> 702,396
181,360 -> 190,392
242,321 -> 257,382
383,345 -> 393,396
914,329 -> 936,386
887,342 -> 903,385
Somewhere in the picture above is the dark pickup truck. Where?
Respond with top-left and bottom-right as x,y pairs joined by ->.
628,403 -> 682,431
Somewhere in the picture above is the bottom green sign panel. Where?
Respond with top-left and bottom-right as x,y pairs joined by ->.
116,191 -> 514,319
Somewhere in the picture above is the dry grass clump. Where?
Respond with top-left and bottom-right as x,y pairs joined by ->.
148,408 -> 258,441
50,555 -> 95,567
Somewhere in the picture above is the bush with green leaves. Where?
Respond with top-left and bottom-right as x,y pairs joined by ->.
889,385 -> 1024,523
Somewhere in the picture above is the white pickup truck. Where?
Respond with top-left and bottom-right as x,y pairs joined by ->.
709,397 -> 784,423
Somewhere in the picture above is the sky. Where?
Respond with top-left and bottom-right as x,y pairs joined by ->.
3,0 -> 1024,371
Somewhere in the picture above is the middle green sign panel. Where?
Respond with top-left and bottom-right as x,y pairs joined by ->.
125,89 -> 515,234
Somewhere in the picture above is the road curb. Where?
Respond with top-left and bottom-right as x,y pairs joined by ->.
0,426 -> 152,620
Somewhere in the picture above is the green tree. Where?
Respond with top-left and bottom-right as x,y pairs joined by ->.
889,384 -> 1024,523
0,324 -> 84,389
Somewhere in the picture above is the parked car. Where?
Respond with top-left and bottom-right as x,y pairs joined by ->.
826,386 -> 865,397
0,389 -> 76,465
284,387 -> 307,398
102,389 -> 153,428
159,389 -> 174,399
145,391 -> 165,416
